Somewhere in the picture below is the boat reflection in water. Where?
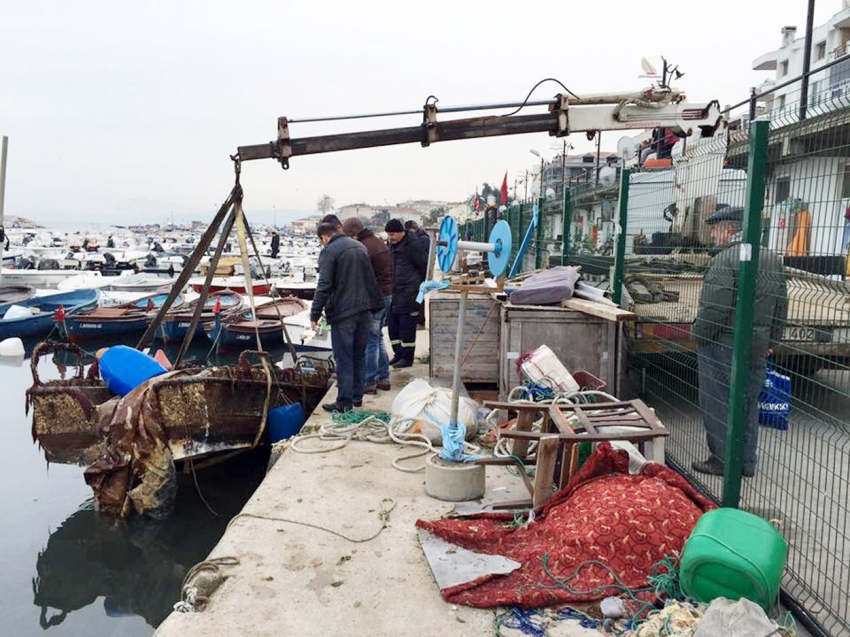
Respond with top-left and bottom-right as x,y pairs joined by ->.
32,447 -> 269,629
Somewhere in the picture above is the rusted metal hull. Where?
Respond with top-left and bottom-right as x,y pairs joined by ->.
27,342 -> 331,518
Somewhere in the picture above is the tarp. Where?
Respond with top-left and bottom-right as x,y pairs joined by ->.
416,443 -> 715,608
509,266 -> 580,306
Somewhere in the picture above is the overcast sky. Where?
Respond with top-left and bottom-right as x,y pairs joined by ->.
0,0 -> 840,226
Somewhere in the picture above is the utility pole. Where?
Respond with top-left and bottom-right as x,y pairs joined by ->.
595,132 -> 602,185
0,136 -> 7,287
799,0 -> 817,121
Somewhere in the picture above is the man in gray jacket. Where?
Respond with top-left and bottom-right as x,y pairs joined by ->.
692,207 -> 788,477
311,223 -> 384,412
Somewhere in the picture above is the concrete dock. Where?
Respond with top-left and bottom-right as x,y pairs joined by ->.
155,334 -> 597,636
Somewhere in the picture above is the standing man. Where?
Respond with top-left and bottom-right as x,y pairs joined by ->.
342,217 -> 393,393
311,222 -> 384,412
270,230 -> 280,259
692,207 -> 788,478
404,220 -> 432,327
385,218 -> 428,368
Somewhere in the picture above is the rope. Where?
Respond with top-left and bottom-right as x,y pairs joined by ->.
288,410 -> 480,472
227,497 -> 396,543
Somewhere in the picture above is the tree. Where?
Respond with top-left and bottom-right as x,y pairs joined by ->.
424,206 -> 446,226
317,195 -> 335,215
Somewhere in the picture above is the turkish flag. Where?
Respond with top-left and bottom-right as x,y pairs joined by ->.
500,172 -> 508,205
213,297 -> 222,314
473,190 -> 480,212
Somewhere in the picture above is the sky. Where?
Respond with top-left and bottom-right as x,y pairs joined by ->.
0,0 -> 841,227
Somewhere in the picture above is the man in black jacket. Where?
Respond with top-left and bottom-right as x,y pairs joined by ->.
385,218 -> 428,368
270,231 -> 280,259
343,217 -> 393,393
311,223 -> 384,412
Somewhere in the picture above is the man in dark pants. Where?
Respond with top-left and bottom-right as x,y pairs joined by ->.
270,231 -> 280,259
311,223 -> 384,412
385,218 -> 428,368
342,217 -> 393,393
692,207 -> 788,478
404,220 -> 431,327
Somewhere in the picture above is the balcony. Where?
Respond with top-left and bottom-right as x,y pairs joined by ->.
753,49 -> 779,71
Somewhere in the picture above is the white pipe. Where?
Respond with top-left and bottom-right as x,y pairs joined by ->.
457,240 -> 496,253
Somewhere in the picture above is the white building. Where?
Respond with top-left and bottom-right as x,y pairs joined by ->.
753,2 -> 850,122
749,2 -> 850,261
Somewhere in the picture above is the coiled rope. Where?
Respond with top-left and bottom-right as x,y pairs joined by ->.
288,410 -> 479,472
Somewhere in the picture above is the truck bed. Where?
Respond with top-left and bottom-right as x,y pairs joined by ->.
628,272 -> 850,360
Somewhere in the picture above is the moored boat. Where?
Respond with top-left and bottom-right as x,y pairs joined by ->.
156,289 -> 243,344
188,275 -> 272,295
205,297 -> 307,351
0,289 -> 100,340
0,284 -> 37,305
59,292 -> 184,343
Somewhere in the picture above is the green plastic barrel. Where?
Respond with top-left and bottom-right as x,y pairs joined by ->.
680,508 -> 787,611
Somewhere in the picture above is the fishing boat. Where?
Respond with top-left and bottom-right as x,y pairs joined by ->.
156,289 -> 243,344
59,292 -> 184,343
26,342 -> 333,518
187,275 -> 272,295
0,289 -> 99,340
205,297 -> 307,351
0,284 -> 37,305
271,270 -> 316,300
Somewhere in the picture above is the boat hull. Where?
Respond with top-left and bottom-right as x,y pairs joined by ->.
0,289 -> 100,340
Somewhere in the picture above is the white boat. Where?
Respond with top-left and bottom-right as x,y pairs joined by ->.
0,267 -> 81,289
56,271 -> 112,291
281,304 -> 332,353
105,271 -> 178,292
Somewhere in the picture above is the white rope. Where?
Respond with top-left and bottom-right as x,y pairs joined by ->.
288,415 -> 480,473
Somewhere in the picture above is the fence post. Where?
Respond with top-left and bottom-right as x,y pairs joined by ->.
612,168 -> 630,305
722,119 -> 769,508
561,188 -> 572,266
535,197 -> 545,270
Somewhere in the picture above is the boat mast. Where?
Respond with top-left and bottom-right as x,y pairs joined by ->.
0,136 -> 7,287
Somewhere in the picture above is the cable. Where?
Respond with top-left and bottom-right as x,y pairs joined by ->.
500,78 -> 581,118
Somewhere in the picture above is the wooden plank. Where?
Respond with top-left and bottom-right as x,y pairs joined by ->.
559,297 -> 635,322
532,436 -> 560,508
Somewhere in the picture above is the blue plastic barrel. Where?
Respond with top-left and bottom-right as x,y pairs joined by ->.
99,345 -> 168,396
267,403 -> 306,442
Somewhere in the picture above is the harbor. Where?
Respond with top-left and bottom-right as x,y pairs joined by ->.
8,1 -> 850,636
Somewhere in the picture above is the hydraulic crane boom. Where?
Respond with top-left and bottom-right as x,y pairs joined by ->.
236,87 -> 726,169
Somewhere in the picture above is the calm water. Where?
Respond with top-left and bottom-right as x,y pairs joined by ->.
0,337 -> 277,637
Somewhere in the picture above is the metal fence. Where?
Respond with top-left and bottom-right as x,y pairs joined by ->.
458,74 -> 850,635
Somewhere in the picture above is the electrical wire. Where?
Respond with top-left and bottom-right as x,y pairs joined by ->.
500,78 -> 581,118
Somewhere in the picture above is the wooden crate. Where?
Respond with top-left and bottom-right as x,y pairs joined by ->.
429,291 -> 501,384
499,303 -> 623,399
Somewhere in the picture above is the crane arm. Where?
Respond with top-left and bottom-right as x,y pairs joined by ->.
236,88 -> 725,169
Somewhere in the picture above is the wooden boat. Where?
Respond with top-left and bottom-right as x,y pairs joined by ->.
0,289 -> 99,340
26,342 -> 332,517
59,292 -> 184,343
187,275 -> 272,295
156,289 -> 243,344
0,284 -> 37,305
205,297 -> 307,351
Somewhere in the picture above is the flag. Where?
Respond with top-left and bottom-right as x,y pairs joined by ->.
213,297 -> 222,314
500,172 -> 509,205
473,189 -> 480,212
55,305 -> 65,321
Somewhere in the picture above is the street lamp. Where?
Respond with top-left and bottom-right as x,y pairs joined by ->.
529,149 -> 545,199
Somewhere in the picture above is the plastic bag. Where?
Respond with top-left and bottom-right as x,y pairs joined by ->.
389,379 -> 478,445
758,358 -> 791,431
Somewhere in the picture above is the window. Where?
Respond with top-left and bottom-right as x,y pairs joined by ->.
817,41 -> 827,60
810,81 -> 821,105
775,177 -> 791,204
781,60 -> 789,77
842,164 -> 850,199
778,95 -> 787,110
